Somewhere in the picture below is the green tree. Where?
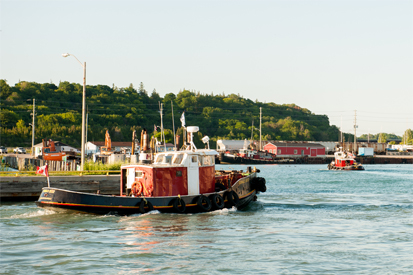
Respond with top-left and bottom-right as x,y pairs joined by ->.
402,129 -> 413,145
378,133 -> 387,143
0,80 -> 11,98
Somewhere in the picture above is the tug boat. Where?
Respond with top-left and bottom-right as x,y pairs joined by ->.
36,126 -> 267,215
328,148 -> 364,171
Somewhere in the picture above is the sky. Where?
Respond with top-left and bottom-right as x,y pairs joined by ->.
1,0 -> 412,137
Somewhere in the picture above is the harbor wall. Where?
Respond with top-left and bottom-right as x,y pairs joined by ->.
0,175 -> 120,201
303,156 -> 412,165
217,154 -> 413,165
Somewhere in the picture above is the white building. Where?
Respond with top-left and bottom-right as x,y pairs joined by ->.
216,139 -> 251,151
86,141 -> 133,155
33,141 -> 79,158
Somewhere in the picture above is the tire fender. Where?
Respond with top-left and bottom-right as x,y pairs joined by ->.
208,194 -> 225,210
196,195 -> 212,212
225,191 -> 239,207
172,197 -> 186,213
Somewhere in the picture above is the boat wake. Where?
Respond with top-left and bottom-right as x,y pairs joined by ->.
8,209 -> 57,219
206,206 -> 238,215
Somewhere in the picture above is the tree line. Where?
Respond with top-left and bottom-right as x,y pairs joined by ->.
1,80 -> 410,148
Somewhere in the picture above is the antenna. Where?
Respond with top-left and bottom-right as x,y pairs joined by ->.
354,110 -> 358,154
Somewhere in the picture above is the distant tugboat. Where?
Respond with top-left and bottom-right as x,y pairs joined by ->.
36,126 -> 267,214
328,148 -> 364,170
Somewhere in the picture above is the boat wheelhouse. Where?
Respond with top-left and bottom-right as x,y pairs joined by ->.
328,147 -> 364,171
121,148 -> 218,198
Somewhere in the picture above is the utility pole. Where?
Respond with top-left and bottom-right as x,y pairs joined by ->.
31,99 -> 36,157
62,53 -> 86,172
259,107 -> 262,151
86,107 -> 88,153
354,110 -> 358,154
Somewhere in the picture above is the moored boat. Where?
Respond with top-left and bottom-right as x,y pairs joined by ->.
36,126 -> 267,214
328,147 -> 364,171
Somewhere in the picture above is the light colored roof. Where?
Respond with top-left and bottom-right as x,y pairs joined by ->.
88,141 -> 133,147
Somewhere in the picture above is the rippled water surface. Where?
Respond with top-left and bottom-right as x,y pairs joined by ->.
1,164 -> 412,274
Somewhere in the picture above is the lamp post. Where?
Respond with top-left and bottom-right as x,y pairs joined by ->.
62,53 -> 86,172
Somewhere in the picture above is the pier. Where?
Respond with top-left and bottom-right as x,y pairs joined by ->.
1,175 -> 120,201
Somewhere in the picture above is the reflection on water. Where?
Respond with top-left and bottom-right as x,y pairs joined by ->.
0,164 -> 412,274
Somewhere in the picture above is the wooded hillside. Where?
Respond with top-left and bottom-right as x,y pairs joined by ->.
1,80 -> 341,148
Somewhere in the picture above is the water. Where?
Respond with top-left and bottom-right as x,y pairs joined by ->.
1,164 -> 412,274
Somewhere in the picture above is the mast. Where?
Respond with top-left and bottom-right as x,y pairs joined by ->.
251,119 -> 254,148
171,101 -> 176,149
159,102 -> 166,152
353,110 -> 357,154
259,107 -> 262,151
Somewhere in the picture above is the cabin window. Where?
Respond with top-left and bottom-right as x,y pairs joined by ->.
277,149 -> 281,154
203,156 -> 213,166
294,150 -> 297,154
192,156 -> 197,163
198,156 -> 203,166
155,154 -> 163,163
135,171 -> 143,178
173,154 -> 184,164
164,156 -> 172,164
154,155 -> 172,164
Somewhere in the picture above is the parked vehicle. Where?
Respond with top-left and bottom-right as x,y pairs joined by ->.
13,147 -> 26,154
0,146 -> 7,154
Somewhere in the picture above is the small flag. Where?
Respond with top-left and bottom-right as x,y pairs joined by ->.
36,164 -> 49,177
180,112 -> 185,127
154,124 -> 158,132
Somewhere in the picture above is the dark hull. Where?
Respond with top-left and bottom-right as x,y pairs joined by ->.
36,173 -> 262,215
218,154 -> 287,165
328,164 -> 365,171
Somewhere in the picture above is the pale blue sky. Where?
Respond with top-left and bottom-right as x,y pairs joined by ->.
1,0 -> 412,136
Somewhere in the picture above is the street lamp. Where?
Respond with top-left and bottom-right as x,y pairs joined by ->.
62,53 -> 86,172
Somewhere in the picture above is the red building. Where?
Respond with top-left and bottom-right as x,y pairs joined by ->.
263,142 -> 325,158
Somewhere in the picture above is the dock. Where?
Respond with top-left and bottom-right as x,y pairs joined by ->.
1,175 -> 120,201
